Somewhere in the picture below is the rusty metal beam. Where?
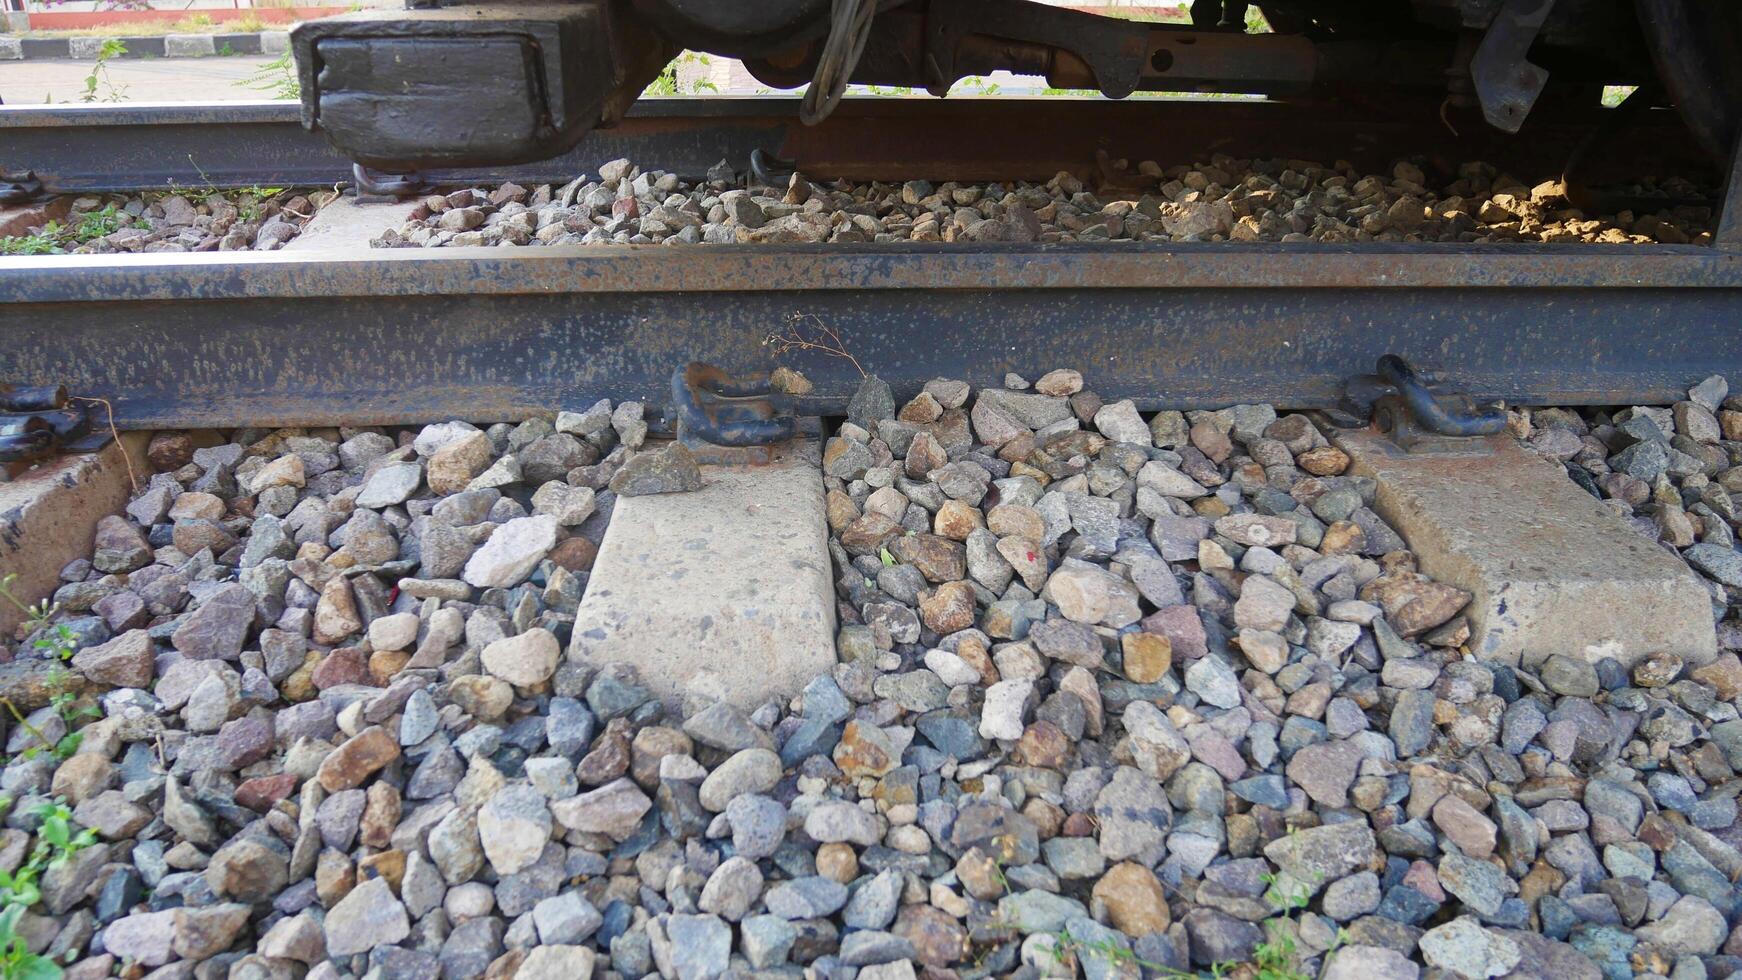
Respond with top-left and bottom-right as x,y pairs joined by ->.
0,242 -> 1738,428
0,94 -> 1716,193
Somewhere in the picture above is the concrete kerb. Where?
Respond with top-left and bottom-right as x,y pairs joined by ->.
163,33 -> 217,58
5,30 -> 286,60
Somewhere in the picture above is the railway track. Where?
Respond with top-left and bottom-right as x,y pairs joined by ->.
2,244 -> 1741,428
1,93 -> 1742,980
2,96 -> 1741,427
0,94 -> 1722,191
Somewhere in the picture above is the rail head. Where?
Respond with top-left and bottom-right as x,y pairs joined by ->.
0,243 -> 1737,303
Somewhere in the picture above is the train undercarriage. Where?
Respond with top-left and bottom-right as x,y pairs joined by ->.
288,0 -> 1742,175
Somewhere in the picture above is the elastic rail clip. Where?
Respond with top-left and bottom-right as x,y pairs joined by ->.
669,362 -> 796,466
0,171 -> 46,206
1330,354 -> 1506,452
352,163 -> 430,200
0,384 -> 113,469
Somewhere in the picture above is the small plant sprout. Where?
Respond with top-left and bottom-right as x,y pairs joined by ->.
764,313 -> 867,379
241,50 -> 300,100
80,39 -> 129,103
0,575 -> 58,640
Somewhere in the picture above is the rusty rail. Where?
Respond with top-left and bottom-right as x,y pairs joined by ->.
0,94 -> 1719,192
0,242 -> 1738,428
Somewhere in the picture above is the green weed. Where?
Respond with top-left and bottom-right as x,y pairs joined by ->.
241,49 -> 299,100
80,39 -> 128,103
0,801 -> 98,980
643,51 -> 720,96
0,205 -> 123,256
1051,924 -> 1170,971
0,904 -> 57,980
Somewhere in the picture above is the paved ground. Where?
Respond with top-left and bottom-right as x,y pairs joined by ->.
0,55 -> 282,104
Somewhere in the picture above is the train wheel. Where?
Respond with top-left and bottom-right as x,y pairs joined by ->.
1635,0 -> 1742,157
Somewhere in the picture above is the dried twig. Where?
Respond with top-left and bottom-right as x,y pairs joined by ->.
763,313 -> 867,379
69,396 -> 137,493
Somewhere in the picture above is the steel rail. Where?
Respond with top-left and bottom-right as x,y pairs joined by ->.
0,95 -> 1718,192
1,242 -> 1738,429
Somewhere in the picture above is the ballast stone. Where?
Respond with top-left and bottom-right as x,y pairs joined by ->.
568,442 -> 836,708
1336,429 -> 1717,669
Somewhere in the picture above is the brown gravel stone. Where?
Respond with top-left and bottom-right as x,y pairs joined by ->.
147,432 -> 196,472
236,773 -> 300,812
630,726 -> 693,788
316,726 -> 401,792
933,500 -> 985,541
840,513 -> 902,556
893,904 -> 967,967
986,504 -> 1047,541
1120,632 -> 1173,683
919,581 -> 977,634
427,430 -> 494,495
1093,862 -> 1172,938
578,718 -> 632,785
358,849 -> 406,892
891,533 -> 967,583
313,577 -> 363,645
834,720 -> 897,778
1015,720 -> 1071,769
311,648 -> 374,690
1432,793 -> 1498,860
72,629 -> 155,688
816,843 -> 859,884
360,782 -> 401,848
1692,653 -> 1742,701
547,536 -> 599,572
1360,571 -> 1472,637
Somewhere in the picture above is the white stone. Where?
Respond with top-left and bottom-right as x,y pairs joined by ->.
356,462 -> 423,508
477,784 -> 552,876
482,628 -> 560,687
1136,460 -> 1207,498
467,455 -> 524,492
414,420 -> 481,456
532,482 -> 597,525
979,679 -> 1034,740
463,515 -> 558,588
367,612 -> 421,651
1326,599 -> 1382,624
1120,701 -> 1191,780
1093,399 -> 1152,447
1418,916 -> 1520,978
1043,558 -> 1141,627
1233,574 -> 1295,632
531,890 -> 602,945
324,877 -> 410,956
1185,655 -> 1242,709
517,946 -> 596,980
804,801 -> 880,846
923,649 -> 982,687
1321,945 -> 1418,980
102,910 -> 177,967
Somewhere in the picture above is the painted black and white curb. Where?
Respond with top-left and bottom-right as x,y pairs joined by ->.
0,30 -> 289,61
